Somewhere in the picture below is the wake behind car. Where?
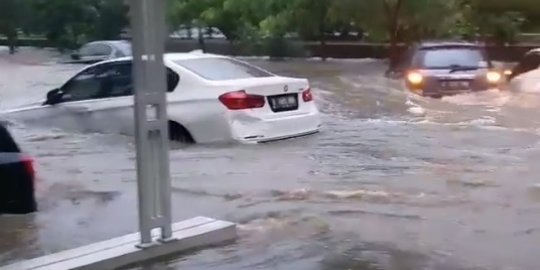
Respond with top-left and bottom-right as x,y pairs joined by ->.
398,41 -> 504,98
506,48 -> 540,92
0,123 -> 37,215
507,48 -> 540,81
3,53 -> 321,144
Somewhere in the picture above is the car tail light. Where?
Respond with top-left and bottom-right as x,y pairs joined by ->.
302,88 -> 313,102
21,155 -> 35,181
219,90 -> 265,110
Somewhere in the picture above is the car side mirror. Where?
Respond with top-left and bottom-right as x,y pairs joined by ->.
45,88 -> 63,105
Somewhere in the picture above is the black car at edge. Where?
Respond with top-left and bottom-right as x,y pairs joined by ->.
0,123 -> 37,215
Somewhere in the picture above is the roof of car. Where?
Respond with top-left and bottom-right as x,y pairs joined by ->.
95,51 -> 226,65
165,52 -> 226,61
82,40 -> 132,54
87,40 -> 130,46
416,40 -> 482,49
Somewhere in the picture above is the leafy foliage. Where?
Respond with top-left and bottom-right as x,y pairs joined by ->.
0,0 -> 128,50
0,0 -> 32,53
1,0 -> 539,54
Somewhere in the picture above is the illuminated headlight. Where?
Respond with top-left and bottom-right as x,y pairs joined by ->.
486,71 -> 502,83
406,72 -> 423,84
504,69 -> 512,76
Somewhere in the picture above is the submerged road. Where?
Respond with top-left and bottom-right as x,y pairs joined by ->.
1,48 -> 540,270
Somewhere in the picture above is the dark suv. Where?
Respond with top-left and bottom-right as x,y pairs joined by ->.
0,123 -> 37,215
397,41 -> 504,98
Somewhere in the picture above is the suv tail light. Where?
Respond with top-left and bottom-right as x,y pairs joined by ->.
21,155 -> 35,181
219,90 -> 265,110
302,88 -> 313,102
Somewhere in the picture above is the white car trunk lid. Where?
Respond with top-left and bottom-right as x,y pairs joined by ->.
220,76 -> 308,96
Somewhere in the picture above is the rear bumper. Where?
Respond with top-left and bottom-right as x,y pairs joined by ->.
408,85 -> 501,97
404,78 -> 504,97
0,163 -> 37,215
228,109 -> 322,143
423,87 -> 500,97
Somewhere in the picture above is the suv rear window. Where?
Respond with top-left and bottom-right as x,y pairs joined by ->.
413,47 -> 488,69
174,58 -> 274,81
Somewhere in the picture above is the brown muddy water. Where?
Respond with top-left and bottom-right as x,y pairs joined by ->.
1,48 -> 540,270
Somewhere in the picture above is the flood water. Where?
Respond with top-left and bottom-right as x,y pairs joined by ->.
1,48 -> 540,270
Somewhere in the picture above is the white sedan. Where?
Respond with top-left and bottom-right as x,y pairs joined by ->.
4,53 -> 322,144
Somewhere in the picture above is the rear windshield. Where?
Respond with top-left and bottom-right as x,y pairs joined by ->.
116,42 -> 132,56
174,58 -> 274,81
413,47 -> 488,69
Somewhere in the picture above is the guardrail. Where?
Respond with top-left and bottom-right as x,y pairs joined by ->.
2,37 -> 539,62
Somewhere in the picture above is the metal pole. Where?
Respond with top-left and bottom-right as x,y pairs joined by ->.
129,0 -> 173,248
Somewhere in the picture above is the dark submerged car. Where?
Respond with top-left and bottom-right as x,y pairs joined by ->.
0,123 -> 37,215
397,41 -> 504,98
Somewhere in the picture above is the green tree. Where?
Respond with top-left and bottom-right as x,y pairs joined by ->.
167,0 -> 229,51
289,0 -> 332,59
28,0 -> 128,50
90,0 -> 129,40
168,0 -> 298,56
467,0 -> 533,43
32,0 -> 92,49
0,0 -> 29,53
329,0 -> 458,69
2,0 -> 535,59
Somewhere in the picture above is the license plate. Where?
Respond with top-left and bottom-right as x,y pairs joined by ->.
268,94 -> 298,112
442,80 -> 469,89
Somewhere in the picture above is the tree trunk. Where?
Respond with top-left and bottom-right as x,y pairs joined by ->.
6,28 -> 17,54
383,0 -> 403,73
319,24 -> 327,61
319,37 -> 326,61
197,27 -> 206,53
318,3 -> 328,61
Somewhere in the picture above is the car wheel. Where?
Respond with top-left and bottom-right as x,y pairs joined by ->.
168,120 -> 195,144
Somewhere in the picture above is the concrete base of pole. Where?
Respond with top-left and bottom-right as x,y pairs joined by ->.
0,217 -> 236,270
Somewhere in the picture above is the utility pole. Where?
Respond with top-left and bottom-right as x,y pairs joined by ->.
129,0 -> 174,247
